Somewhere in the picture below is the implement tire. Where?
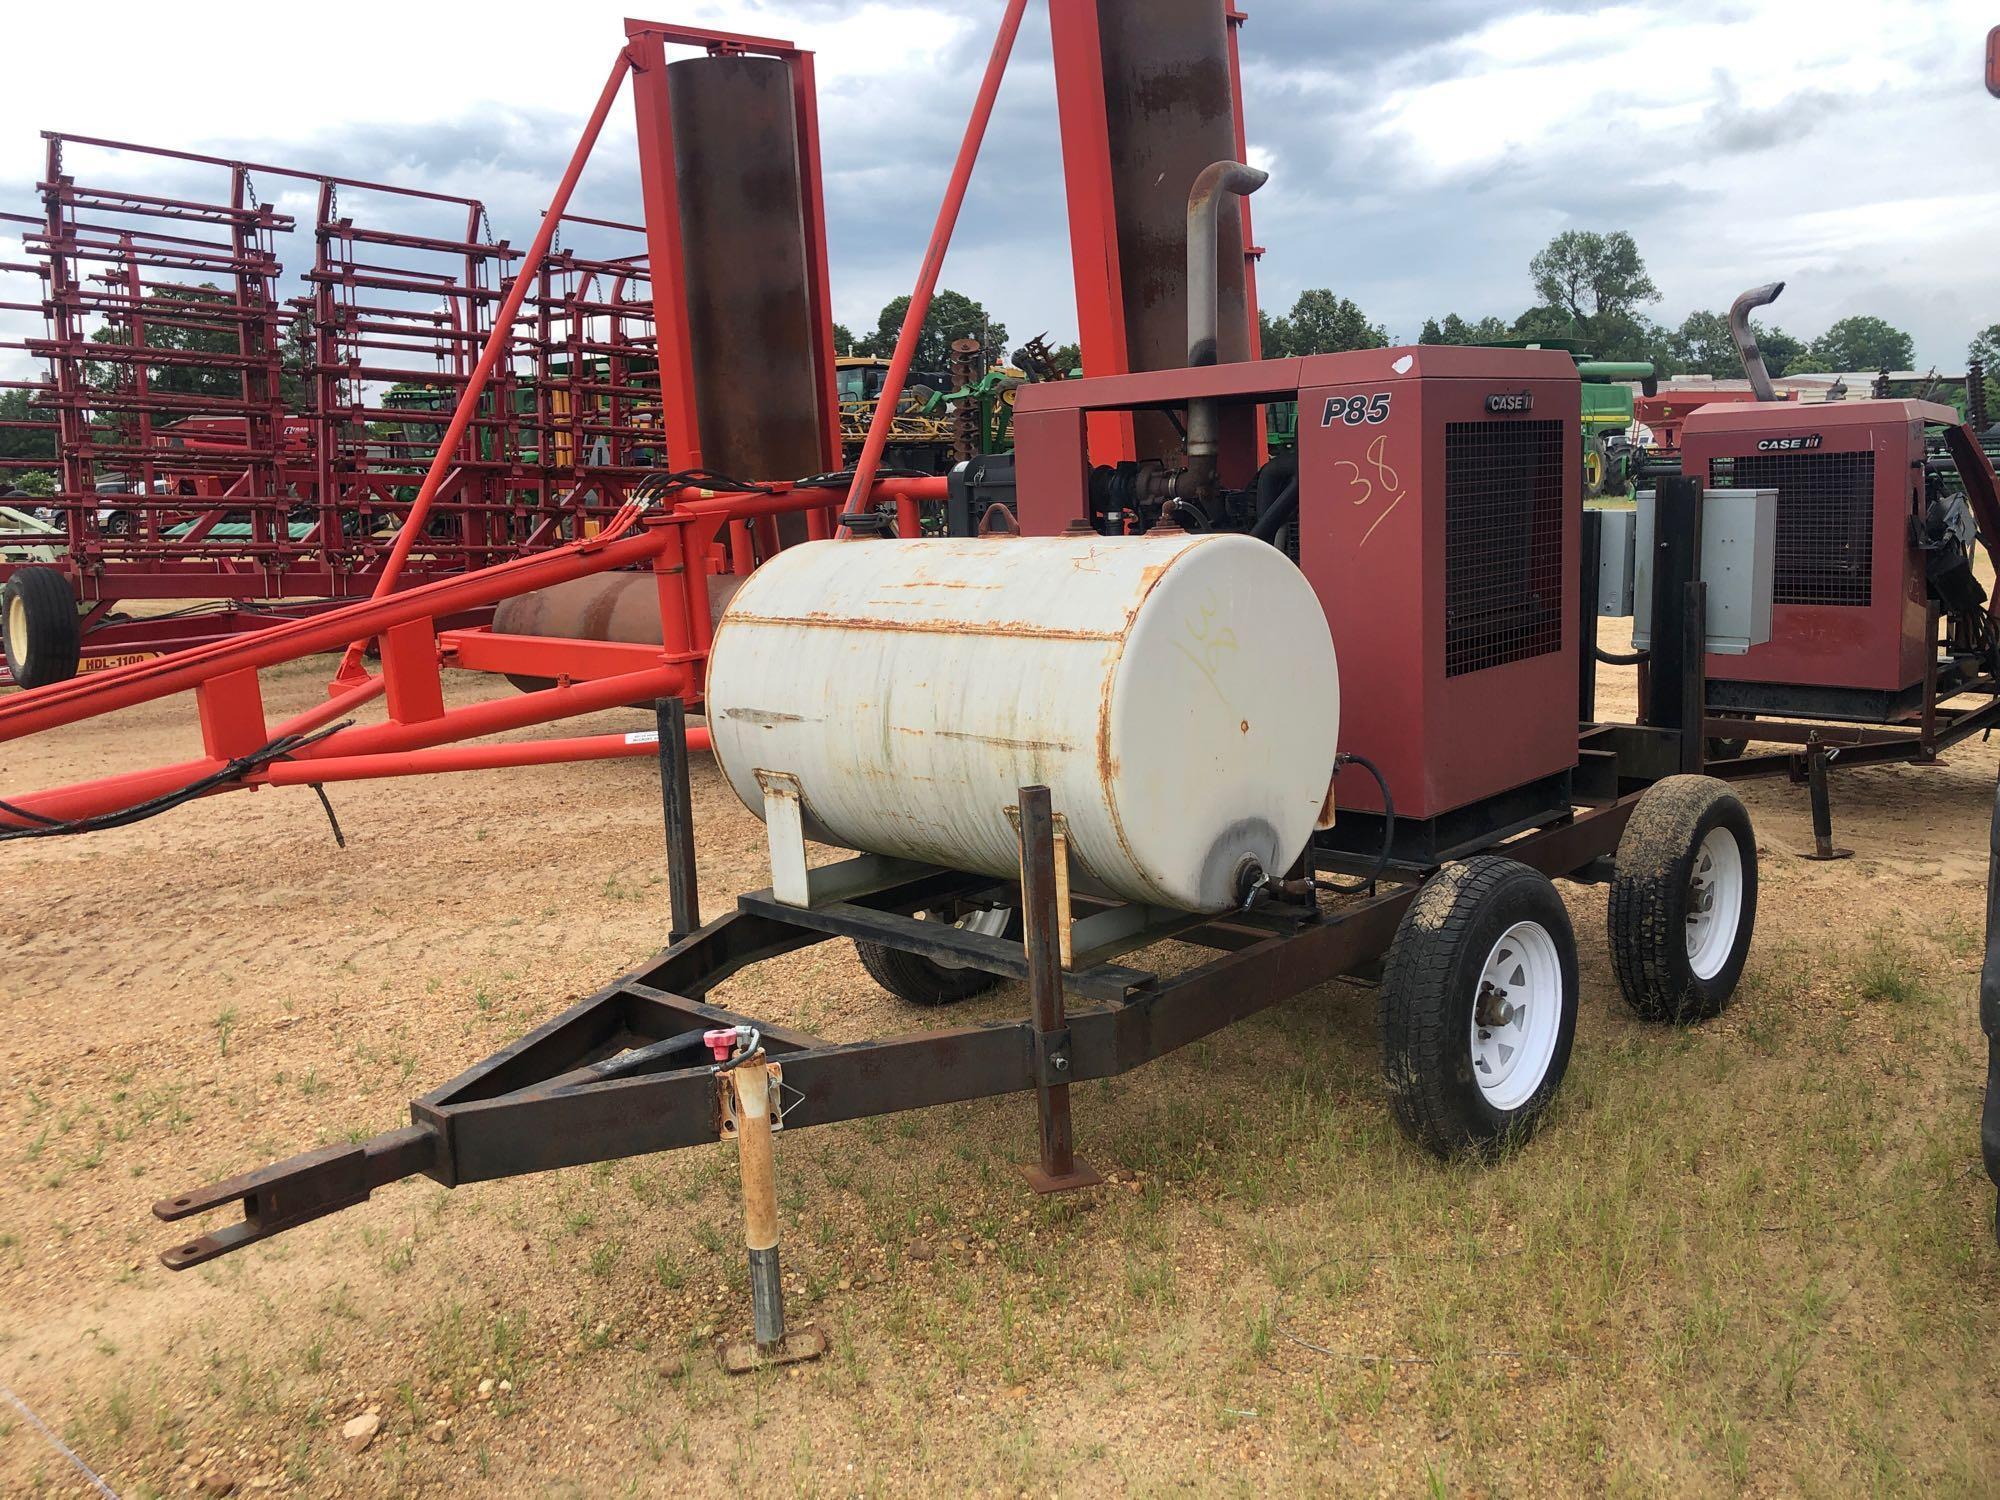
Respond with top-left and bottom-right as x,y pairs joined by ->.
2,567 -> 81,689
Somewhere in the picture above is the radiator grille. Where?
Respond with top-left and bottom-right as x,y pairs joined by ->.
1444,419 -> 1566,677
1709,450 -> 1875,606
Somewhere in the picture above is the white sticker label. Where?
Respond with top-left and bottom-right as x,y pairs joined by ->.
623,731 -> 660,746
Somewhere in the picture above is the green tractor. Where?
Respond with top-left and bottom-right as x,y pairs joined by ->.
1575,359 -> 1654,499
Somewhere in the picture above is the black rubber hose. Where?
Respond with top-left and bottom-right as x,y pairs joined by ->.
543,1028 -> 716,1092
1250,474 -> 1301,543
1254,447 -> 1298,517
1595,644 -> 1650,666
1317,751 -> 1395,895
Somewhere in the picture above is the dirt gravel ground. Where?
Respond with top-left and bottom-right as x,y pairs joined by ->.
1,628 -> 1997,1496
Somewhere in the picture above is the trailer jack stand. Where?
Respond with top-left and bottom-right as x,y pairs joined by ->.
1015,785 -> 1103,1195
711,1039 -> 826,1374
1796,740 -> 1853,861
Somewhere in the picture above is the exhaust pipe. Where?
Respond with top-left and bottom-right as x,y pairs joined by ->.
1729,281 -> 1785,402
1185,160 -> 1268,477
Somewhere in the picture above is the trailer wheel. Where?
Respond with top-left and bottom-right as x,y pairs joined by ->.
855,907 -> 1013,1006
2,567 -> 82,689
1380,856 -> 1579,1159
1607,775 -> 1757,1023
1706,714 -> 1752,762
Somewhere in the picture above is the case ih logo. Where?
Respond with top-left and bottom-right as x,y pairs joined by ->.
1756,434 -> 1823,451
1485,391 -> 1534,413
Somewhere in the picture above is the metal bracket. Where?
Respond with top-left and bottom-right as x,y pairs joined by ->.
1029,1026 -> 1074,1088
717,1060 -> 785,1139
756,769 -> 811,905
1005,803 -> 1074,967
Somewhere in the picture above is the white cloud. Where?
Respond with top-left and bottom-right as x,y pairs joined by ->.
1,0 -> 1995,389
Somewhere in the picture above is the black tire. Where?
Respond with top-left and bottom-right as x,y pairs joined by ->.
1607,775 -> 1757,1023
2,567 -> 82,689
1706,716 -> 1752,762
854,907 -> 1014,1007
1379,856 -> 1580,1160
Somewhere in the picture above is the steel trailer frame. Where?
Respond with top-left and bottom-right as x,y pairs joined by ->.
151,480 -> 1734,1375
153,721 -> 1658,1266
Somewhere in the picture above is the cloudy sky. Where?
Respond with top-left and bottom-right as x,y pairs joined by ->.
1,0 -> 1995,381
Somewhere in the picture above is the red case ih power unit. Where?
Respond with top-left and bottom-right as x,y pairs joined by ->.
1013,345 -> 1581,859
1679,398 -> 1951,719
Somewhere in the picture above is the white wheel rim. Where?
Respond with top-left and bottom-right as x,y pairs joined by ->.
5,595 -> 24,661
1685,827 -> 1744,982
933,907 -> 1010,970
1469,920 -> 1564,1112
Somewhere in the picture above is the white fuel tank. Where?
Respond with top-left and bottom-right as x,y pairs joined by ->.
704,533 -> 1339,914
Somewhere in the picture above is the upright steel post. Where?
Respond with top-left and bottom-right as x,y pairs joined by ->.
655,697 -> 699,941
1578,509 -> 1601,724
1801,736 -> 1852,861
1017,784 -> 1102,1193
1679,579 -> 1708,777
1644,474 -> 1705,774
1982,763 -> 2000,1245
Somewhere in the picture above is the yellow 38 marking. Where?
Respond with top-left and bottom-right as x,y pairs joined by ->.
1339,434 -> 1405,548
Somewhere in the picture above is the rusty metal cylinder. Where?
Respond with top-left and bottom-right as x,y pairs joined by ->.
493,574 -> 663,654
706,534 -> 1341,914
1097,0 -> 1250,455
668,54 -> 825,499
490,573 -> 742,693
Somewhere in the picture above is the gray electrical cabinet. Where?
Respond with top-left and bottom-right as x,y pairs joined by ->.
1596,509 -> 1637,617
1595,489 -> 1776,654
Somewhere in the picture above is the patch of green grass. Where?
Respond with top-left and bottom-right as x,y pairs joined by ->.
1853,929 -> 1932,1005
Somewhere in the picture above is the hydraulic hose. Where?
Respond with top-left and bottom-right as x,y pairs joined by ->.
1254,448 -> 1299,515
1317,752 -> 1396,895
1250,474 -> 1301,544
